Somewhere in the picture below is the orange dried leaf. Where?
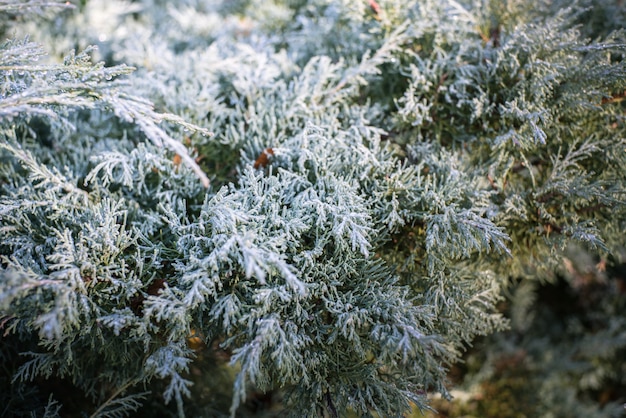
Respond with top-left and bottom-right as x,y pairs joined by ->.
369,0 -> 381,16
172,153 -> 182,167
187,329 -> 205,351
253,148 -> 274,169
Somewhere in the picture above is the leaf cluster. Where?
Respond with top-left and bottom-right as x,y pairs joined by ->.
1,0 -> 625,417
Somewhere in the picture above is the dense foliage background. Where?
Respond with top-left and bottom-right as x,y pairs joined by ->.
1,0 -> 625,417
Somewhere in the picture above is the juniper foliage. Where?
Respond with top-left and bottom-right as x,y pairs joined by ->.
1,0 -> 625,417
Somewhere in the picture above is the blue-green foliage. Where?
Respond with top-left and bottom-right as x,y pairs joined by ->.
1,0 -> 625,417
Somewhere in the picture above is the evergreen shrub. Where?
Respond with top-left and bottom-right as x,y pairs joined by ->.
1,0 -> 624,417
